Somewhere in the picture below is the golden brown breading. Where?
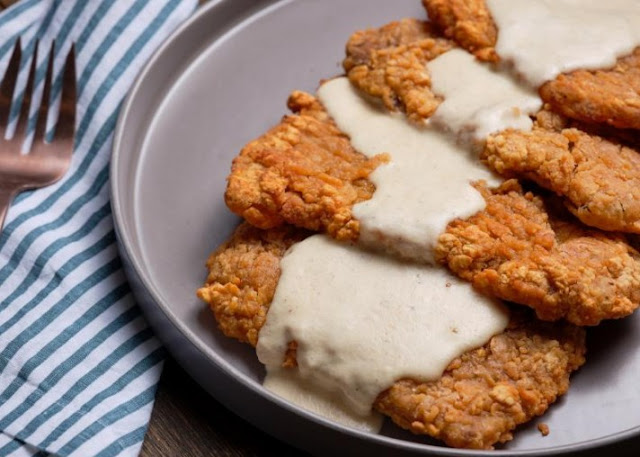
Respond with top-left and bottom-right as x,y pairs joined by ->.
436,180 -> 640,326
197,223 -> 309,346
540,48 -> 640,130
483,122 -> 640,234
224,91 -> 387,241
226,95 -> 640,326
343,18 -> 453,122
421,0 -> 640,129
421,0 -> 497,61
377,314 -> 584,449
197,223 -> 586,450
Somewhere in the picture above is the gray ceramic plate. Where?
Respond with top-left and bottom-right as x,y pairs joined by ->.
111,1 -> 640,455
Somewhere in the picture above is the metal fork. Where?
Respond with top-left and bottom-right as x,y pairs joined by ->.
0,40 -> 76,232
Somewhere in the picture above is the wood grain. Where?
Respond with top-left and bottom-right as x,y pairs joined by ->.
141,358 -> 305,457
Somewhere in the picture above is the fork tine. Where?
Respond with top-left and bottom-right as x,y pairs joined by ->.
52,44 -> 76,144
0,39 -> 21,129
13,40 -> 39,140
33,41 -> 55,144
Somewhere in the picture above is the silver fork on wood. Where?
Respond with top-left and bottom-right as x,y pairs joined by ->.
0,39 -> 76,233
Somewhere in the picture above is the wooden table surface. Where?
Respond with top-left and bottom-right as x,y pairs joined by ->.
140,358 -> 306,457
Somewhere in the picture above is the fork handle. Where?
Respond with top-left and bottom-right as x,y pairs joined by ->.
0,187 -> 16,234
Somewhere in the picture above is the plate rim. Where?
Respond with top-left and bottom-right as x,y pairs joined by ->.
110,1 -> 640,455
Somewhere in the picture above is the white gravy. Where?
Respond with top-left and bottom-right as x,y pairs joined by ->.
257,235 -> 509,422
264,368 -> 384,433
427,49 -> 542,144
257,28 -> 573,431
317,77 -> 501,264
486,0 -> 640,87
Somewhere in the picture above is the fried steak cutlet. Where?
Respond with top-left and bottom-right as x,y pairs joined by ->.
436,180 -> 640,326
225,91 -> 387,241
341,17 -> 640,233
483,119 -> 640,234
539,48 -> 640,130
197,223 -> 586,450
343,18 -> 453,122
421,0 -> 640,129
224,92 -> 640,326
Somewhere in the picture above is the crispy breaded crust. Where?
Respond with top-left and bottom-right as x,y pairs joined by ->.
540,48 -> 640,130
376,318 -> 585,449
197,223 -> 586,450
483,122 -> 640,234
422,0 -> 640,129
343,18 -> 453,122
421,0 -> 497,61
436,180 -> 640,326
377,314 -> 585,449
225,93 -> 640,326
224,91 -> 387,241
197,223 -> 309,346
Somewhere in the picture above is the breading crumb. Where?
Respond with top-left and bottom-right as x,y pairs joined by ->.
538,423 -> 550,436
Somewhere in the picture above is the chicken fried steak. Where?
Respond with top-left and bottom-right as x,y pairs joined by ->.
197,223 -> 586,450
421,0 -> 640,129
224,92 -> 640,326
225,91 -> 387,241
539,48 -> 640,130
483,121 -> 640,234
198,2 -> 640,451
436,180 -> 640,326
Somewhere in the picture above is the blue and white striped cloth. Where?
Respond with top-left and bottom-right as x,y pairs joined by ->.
0,1 -> 197,456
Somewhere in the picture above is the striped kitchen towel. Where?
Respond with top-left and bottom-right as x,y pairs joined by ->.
0,1 -> 197,456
